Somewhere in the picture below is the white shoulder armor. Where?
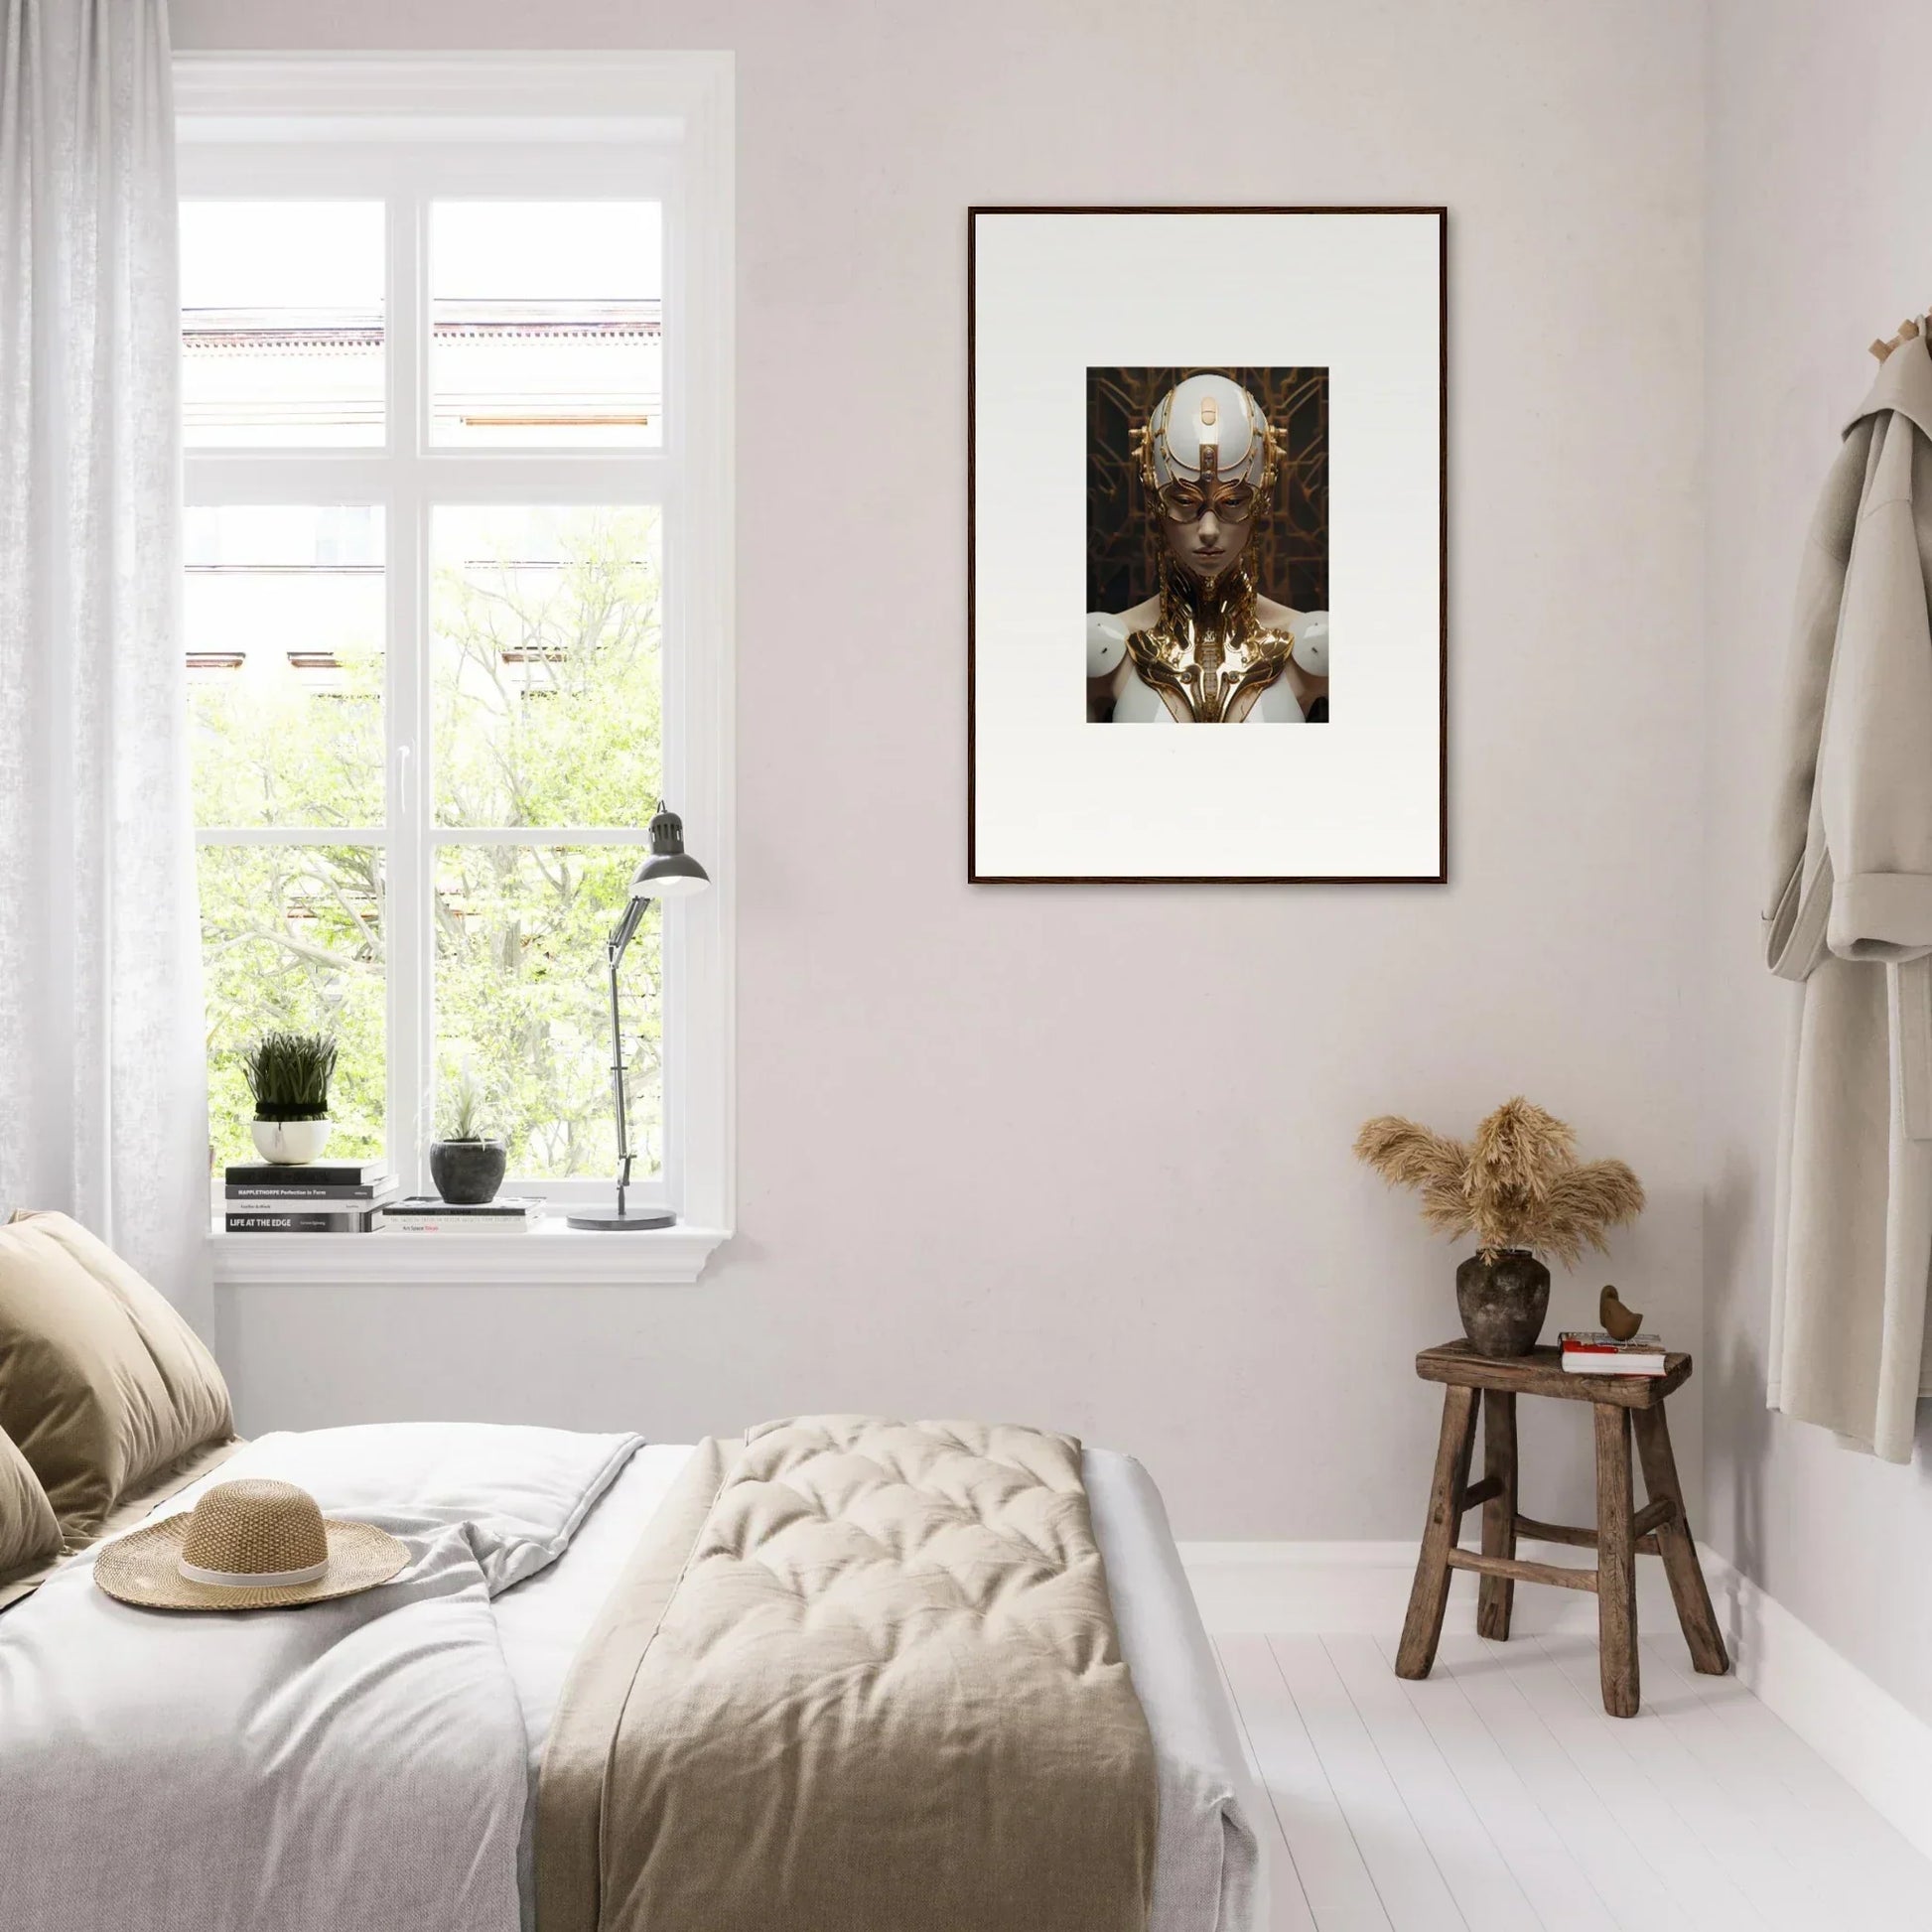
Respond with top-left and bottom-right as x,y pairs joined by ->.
1087,612 -> 1129,678
1292,612 -> 1328,676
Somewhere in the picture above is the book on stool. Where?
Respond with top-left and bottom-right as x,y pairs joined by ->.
1560,1328 -> 1667,1375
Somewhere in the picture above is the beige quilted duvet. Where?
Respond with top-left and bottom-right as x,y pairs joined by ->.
536,1416 -> 1158,1932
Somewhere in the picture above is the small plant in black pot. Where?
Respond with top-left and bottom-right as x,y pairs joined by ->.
244,1031 -> 339,1166
429,1075 -> 508,1205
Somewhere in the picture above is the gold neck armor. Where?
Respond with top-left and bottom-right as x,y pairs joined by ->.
1125,557 -> 1296,724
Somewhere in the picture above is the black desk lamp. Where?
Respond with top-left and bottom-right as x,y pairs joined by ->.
567,802 -> 708,1231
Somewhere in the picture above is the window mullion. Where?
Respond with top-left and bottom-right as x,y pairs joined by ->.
196,828 -> 391,845
432,826 -> 646,845
386,177 -> 430,1197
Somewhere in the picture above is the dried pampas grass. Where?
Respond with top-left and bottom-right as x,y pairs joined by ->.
1353,1096 -> 1644,1266
1350,1116 -> 1472,1239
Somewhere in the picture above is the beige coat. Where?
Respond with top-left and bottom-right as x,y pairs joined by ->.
1766,335 -> 1932,1461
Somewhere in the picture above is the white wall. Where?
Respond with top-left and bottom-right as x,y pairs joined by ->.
174,0 -> 1707,1540
1703,0 -> 1932,1729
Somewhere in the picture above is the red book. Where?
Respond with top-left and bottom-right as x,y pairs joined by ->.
1558,1329 -> 1666,1375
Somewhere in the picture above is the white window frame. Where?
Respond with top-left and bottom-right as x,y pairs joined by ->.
178,55 -> 735,1285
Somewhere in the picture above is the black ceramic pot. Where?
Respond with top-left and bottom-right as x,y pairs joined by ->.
428,1139 -> 507,1206
1454,1249 -> 1551,1357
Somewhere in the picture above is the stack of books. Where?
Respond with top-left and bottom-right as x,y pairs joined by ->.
1559,1329 -> 1669,1376
223,1160 -> 396,1233
380,1196 -> 543,1235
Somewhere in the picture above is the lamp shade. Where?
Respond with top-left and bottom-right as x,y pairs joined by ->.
629,802 -> 710,900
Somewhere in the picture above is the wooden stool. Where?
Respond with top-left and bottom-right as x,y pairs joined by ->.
1395,1339 -> 1728,1718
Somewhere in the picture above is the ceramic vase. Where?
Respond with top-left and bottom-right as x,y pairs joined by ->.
1454,1248 -> 1551,1357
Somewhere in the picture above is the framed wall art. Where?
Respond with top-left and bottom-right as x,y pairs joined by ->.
968,207 -> 1447,883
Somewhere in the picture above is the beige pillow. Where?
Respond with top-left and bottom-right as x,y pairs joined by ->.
0,1422 -> 61,1584
0,1212 -> 233,1539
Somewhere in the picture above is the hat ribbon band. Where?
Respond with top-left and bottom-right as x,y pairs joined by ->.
179,1556 -> 329,1588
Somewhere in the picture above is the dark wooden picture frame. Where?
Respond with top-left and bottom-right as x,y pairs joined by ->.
967,206 -> 1449,885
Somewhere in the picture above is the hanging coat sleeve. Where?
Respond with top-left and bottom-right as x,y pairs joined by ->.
1820,422 -> 1932,963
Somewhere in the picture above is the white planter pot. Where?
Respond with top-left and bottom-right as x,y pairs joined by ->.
250,1118 -> 333,1166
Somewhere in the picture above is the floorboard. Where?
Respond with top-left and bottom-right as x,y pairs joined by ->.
1209,1628 -> 1932,1930
1272,1633 -> 1467,1929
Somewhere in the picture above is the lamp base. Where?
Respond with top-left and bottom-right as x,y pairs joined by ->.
566,1206 -> 677,1232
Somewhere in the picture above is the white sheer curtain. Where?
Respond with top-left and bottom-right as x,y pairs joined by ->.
0,0 -> 209,1328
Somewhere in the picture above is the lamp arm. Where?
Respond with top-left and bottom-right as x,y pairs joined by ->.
608,893 -> 648,961
605,894 -> 652,1219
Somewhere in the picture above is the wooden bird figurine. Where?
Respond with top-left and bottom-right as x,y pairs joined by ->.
1599,1285 -> 1643,1341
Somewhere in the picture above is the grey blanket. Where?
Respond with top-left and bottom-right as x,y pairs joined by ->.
0,1424 -> 638,1932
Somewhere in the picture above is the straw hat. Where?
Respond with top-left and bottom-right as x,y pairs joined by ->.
93,1478 -> 409,1611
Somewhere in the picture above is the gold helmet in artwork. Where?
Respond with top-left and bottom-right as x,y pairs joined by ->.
1133,372 -> 1283,529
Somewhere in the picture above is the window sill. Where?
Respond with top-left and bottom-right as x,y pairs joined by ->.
207,1219 -> 730,1286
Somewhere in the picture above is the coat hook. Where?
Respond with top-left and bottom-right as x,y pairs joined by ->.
1871,312 -> 1932,362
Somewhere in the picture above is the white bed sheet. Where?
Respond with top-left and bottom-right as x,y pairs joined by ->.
491,1443 -> 1263,1932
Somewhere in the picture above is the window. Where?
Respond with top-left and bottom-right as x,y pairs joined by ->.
177,57 -> 734,1270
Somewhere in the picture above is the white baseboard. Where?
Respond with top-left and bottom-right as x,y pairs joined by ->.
1698,1545 -> 1932,1864
1177,1537 -> 1683,1637
1179,1539 -> 1932,1865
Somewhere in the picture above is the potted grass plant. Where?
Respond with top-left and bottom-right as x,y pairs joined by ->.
243,1031 -> 339,1166
428,1073 -> 508,1206
1353,1096 -> 1645,1357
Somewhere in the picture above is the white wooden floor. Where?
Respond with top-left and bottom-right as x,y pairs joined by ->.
1215,1629 -> 1932,1931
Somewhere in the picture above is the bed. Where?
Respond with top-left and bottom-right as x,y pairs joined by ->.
0,1422 -> 1263,1932
0,1214 -> 1262,1932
